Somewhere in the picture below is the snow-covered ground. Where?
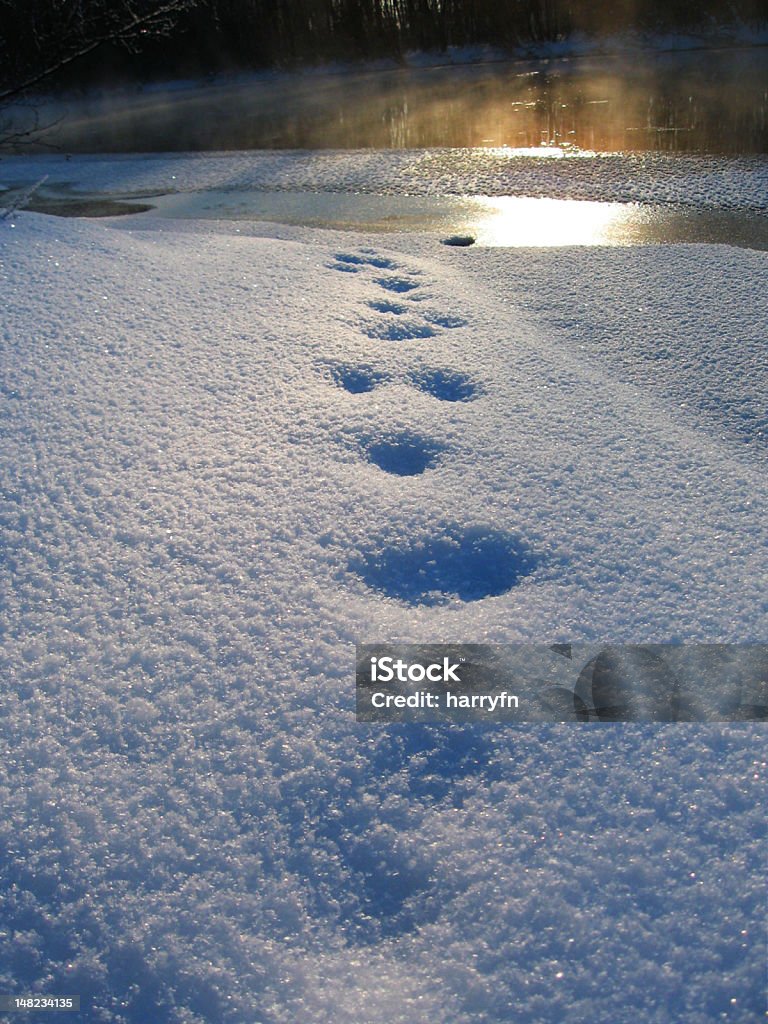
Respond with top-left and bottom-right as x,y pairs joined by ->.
2,148 -> 768,209
0,150 -> 766,1023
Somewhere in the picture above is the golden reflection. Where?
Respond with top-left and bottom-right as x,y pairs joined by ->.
482,145 -> 569,158
468,196 -> 639,247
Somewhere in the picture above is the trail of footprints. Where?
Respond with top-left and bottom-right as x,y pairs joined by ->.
328,249 -> 473,474
331,249 -> 470,341
324,249 -> 539,604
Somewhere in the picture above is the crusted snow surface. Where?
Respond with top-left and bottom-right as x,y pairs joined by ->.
1,148 -> 768,210
0,209 -> 765,1023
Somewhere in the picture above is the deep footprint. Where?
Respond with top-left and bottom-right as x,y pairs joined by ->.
375,276 -> 420,294
364,433 -> 445,476
362,320 -> 436,341
329,262 -> 361,273
351,526 -> 539,605
367,299 -> 408,315
336,252 -> 398,270
410,368 -> 478,402
329,364 -> 384,394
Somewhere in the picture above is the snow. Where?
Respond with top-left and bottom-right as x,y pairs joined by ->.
0,149 -> 766,1023
2,149 -> 768,210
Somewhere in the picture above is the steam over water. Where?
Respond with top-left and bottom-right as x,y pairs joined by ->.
8,46 -> 768,154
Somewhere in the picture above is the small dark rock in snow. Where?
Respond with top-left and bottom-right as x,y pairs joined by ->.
442,234 -> 475,247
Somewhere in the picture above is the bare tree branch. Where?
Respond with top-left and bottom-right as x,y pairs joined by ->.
0,0 -> 198,105
0,105 -> 64,151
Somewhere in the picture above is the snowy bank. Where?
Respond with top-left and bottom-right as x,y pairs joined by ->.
0,203 -> 765,1022
2,149 -> 768,210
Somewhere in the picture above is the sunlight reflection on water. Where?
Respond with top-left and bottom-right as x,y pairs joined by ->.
14,177 -> 768,250
135,189 -> 768,250
470,196 -> 636,246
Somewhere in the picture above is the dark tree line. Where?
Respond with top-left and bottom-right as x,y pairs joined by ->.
0,0 -> 199,101
1,0 -> 765,94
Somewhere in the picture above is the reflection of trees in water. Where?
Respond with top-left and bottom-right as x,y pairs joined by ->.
309,64 -> 766,152
27,52 -> 768,153
342,61 -> 767,152
515,69 -> 765,152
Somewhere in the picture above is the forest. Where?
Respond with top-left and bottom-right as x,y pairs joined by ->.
1,0 -> 766,97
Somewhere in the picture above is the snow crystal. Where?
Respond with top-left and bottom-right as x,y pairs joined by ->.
0,155 -> 765,1023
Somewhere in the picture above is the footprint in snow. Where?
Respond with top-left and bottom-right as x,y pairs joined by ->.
350,525 -> 540,605
327,364 -> 480,403
410,368 -> 479,402
367,299 -> 408,315
367,300 -> 467,330
328,261 -> 361,273
328,364 -> 384,394
374,275 -> 421,294
362,320 -> 436,342
362,431 -> 446,477
335,252 -> 399,270
363,292 -> 466,342
422,312 -> 468,329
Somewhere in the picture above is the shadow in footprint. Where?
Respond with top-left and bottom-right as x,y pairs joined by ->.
367,299 -> 408,315
340,831 -> 433,938
375,276 -> 420,293
329,262 -> 360,273
369,725 -> 496,799
411,368 -> 478,402
351,525 -> 539,605
329,364 -> 384,394
363,320 -> 435,341
364,433 -> 445,476
335,252 -> 398,269
423,312 -> 468,329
